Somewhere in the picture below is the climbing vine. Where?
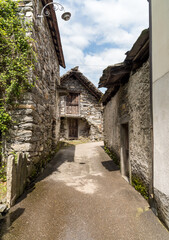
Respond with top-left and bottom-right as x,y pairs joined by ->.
0,0 -> 36,181
0,0 -> 35,136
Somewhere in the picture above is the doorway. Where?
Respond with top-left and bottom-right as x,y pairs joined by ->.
68,118 -> 78,139
120,123 -> 130,182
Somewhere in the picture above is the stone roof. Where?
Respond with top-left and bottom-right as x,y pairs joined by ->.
125,29 -> 149,64
99,29 -> 149,89
42,0 -> 65,68
61,67 -> 103,100
99,29 -> 149,105
101,86 -> 119,105
99,62 -> 131,88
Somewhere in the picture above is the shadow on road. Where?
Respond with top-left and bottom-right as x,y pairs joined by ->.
0,144 -> 76,238
100,145 -> 120,172
0,208 -> 25,238
101,160 -> 119,171
15,144 -> 76,205
38,145 -> 76,181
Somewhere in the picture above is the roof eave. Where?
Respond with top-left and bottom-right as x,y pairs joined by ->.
42,0 -> 66,68
125,29 -> 149,62
99,62 -> 131,88
99,29 -> 149,89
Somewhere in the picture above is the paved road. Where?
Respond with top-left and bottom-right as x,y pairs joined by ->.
0,142 -> 169,240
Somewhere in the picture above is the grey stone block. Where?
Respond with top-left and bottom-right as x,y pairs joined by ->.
0,204 -> 7,213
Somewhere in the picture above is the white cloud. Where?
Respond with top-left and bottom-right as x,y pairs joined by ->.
57,0 -> 149,89
62,45 -> 84,64
80,48 -> 126,87
83,0 -> 148,27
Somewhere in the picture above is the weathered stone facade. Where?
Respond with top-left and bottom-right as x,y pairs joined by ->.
100,29 -> 152,193
4,0 -> 65,205
103,92 -> 120,156
103,61 -> 152,187
60,67 -> 103,141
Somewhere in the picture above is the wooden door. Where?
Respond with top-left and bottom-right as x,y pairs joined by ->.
66,93 -> 79,115
69,118 -> 78,138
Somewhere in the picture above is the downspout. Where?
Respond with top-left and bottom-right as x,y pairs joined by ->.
148,0 -> 155,209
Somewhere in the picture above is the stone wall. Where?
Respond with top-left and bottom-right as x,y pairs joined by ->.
127,61 -> 152,187
103,60 -> 152,188
154,188 -> 169,229
103,91 -> 121,156
7,153 -> 27,206
60,77 -> 103,140
4,0 -> 61,205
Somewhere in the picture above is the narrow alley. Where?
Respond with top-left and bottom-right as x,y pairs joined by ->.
0,142 -> 169,240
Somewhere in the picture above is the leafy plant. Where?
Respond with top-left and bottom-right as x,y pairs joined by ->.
0,0 -> 36,182
0,162 -> 7,182
104,145 -> 120,166
0,107 -> 12,135
132,176 -> 149,200
0,0 -> 36,133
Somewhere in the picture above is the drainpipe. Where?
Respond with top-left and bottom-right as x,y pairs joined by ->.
148,0 -> 155,209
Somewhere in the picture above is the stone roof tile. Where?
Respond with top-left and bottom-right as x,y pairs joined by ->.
61,67 -> 103,100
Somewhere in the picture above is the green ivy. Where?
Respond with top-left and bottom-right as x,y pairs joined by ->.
0,0 -> 36,135
0,0 -> 36,182
0,106 -> 12,135
0,162 -> 6,182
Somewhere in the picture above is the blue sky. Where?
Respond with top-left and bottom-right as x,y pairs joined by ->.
57,0 -> 149,91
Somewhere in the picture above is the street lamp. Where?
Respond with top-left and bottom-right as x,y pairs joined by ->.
37,2 -> 71,22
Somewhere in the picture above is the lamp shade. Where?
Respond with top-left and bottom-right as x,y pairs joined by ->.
61,12 -> 71,21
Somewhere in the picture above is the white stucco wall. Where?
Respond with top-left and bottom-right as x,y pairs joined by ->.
151,0 -> 169,196
153,75 -> 169,195
151,1 -> 169,82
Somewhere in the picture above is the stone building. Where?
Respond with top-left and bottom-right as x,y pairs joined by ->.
149,0 -> 169,229
4,0 -> 67,205
99,29 -> 152,192
60,67 -> 103,141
